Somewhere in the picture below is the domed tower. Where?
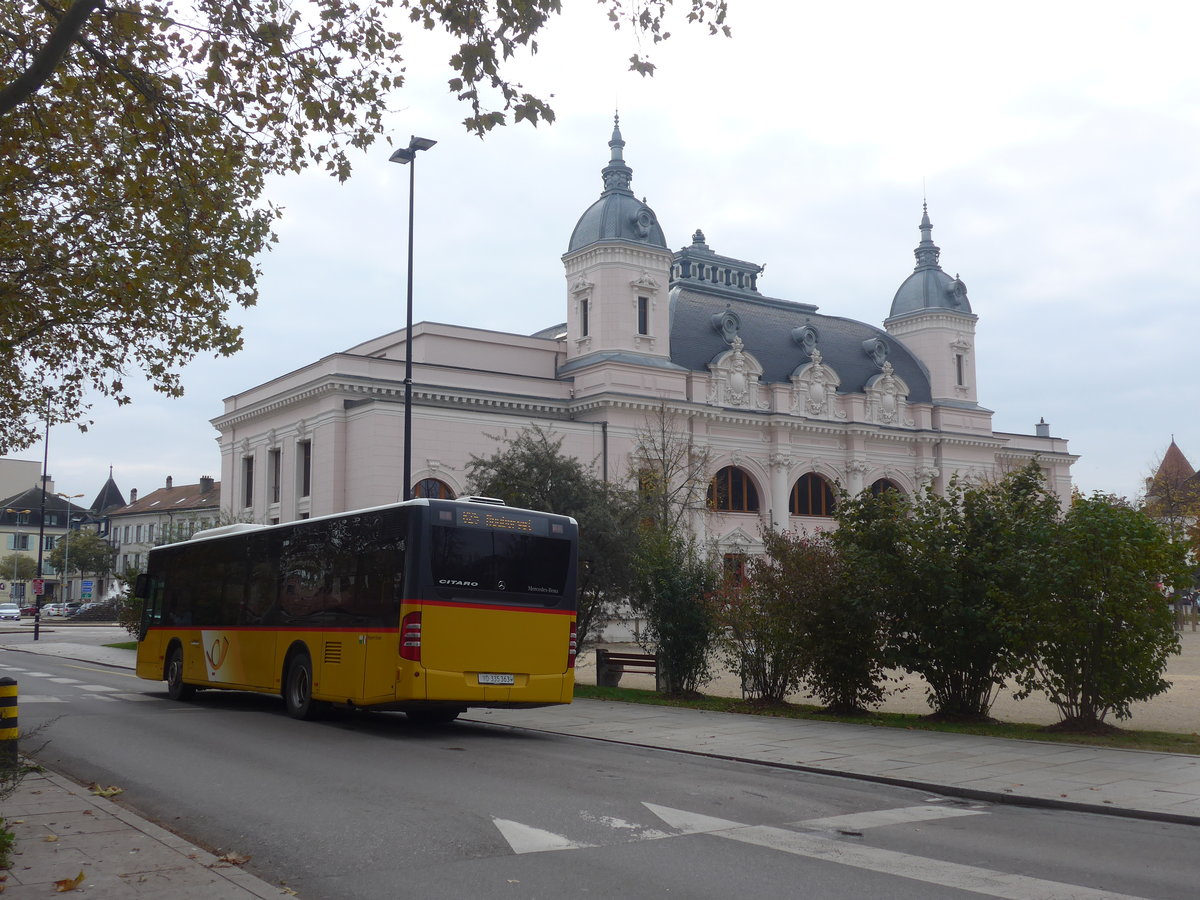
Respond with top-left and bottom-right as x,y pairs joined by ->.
562,116 -> 673,364
884,204 -> 979,405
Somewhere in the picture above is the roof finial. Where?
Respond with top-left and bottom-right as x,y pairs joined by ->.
914,201 -> 941,270
601,111 -> 633,195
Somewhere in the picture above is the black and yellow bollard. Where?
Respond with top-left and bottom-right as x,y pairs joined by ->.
0,677 -> 17,768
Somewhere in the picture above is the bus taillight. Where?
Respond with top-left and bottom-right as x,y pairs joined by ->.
400,611 -> 422,661
568,623 -> 577,668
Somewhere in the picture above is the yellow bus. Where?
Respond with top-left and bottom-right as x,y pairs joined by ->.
133,497 -> 578,723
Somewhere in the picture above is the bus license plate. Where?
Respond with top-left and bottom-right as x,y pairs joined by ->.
479,673 -> 515,685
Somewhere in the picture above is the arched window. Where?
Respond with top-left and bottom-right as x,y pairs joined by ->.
790,473 -> 835,517
869,478 -> 903,497
708,466 -> 760,512
413,478 -> 455,500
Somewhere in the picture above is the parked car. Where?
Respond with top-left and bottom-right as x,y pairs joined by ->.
0,603 -> 20,621
41,602 -> 67,617
70,600 -> 119,622
20,603 -> 38,616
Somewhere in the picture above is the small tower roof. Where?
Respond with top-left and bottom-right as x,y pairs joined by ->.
90,468 -> 126,514
1155,439 -> 1196,483
888,204 -> 974,319
567,115 -> 668,254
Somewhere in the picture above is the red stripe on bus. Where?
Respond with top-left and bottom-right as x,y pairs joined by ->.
144,625 -> 400,634
419,599 -> 575,615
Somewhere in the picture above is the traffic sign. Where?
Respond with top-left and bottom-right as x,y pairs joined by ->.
82,580 -> 94,591
33,579 -> 44,595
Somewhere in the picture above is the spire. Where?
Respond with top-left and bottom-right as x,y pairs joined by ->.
913,201 -> 942,270
601,111 -> 634,195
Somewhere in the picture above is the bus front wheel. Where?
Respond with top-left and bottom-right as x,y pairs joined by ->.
284,651 -> 326,720
165,646 -> 195,701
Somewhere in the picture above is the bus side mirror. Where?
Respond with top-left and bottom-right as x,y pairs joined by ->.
133,573 -> 149,600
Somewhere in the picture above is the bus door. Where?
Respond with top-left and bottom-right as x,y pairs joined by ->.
360,627 -> 398,703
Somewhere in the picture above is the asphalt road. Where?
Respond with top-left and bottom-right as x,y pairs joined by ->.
4,639 -> 1198,899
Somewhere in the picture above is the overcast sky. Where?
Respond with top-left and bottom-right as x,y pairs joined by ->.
8,1 -> 1199,506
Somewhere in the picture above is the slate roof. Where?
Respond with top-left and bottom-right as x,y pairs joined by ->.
669,286 -> 933,403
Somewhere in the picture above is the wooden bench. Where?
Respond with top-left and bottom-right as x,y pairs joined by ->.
595,648 -> 659,689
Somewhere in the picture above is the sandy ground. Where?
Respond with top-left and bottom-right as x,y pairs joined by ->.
579,626 -> 1200,734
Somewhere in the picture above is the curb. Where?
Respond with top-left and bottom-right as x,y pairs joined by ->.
462,716 -> 1200,830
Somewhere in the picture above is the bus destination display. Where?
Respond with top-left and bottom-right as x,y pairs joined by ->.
457,507 -> 547,536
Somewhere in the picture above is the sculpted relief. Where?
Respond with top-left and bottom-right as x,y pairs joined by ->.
790,350 -> 845,419
707,336 -> 769,410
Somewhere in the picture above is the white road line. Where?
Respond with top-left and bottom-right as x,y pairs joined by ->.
493,818 -> 595,854
49,677 -> 82,684
794,805 -> 985,833
16,696 -> 66,703
110,693 -> 157,702
81,695 -> 119,702
22,672 -> 53,677
79,684 -> 119,692
643,804 -> 1148,900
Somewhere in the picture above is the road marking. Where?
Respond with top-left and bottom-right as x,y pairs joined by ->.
793,805 -> 985,833
493,818 -> 595,854
79,684 -> 119,692
22,671 -> 53,677
63,664 -> 141,679
16,696 -> 66,703
81,695 -> 119,702
49,677 -> 82,684
110,693 -> 157,702
643,804 -> 1148,900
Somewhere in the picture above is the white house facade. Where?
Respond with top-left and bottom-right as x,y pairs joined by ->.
212,118 -> 1076,557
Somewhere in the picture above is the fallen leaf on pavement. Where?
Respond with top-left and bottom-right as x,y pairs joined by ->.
53,871 -> 85,892
43,834 -> 59,842
215,851 -> 251,866
89,784 -> 123,798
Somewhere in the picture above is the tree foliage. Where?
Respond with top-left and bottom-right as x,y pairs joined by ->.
832,464 -> 1060,720
1017,493 -> 1188,726
632,526 -> 719,695
1,552 -> 37,582
711,529 -> 857,707
629,400 -> 711,538
465,424 -> 640,648
0,0 -> 730,453
47,528 -> 115,578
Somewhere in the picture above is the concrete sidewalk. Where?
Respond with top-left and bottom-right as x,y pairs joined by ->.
3,641 -> 1199,898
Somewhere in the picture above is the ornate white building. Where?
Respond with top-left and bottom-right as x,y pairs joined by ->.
213,118 -> 1075,557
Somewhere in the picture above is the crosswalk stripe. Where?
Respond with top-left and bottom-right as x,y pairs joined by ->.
643,804 -> 1148,900
793,805 -> 985,832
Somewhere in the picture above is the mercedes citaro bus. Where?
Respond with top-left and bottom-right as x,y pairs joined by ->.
133,497 -> 578,723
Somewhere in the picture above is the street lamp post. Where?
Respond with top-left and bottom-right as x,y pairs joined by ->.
56,493 -> 85,602
388,135 -> 437,502
5,509 -> 31,599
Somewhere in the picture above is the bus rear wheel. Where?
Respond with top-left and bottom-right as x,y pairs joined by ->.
165,646 -> 195,701
284,651 -> 326,720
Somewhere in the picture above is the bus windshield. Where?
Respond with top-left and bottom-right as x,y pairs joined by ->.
429,504 -> 572,602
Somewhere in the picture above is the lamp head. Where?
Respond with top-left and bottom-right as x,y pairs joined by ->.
388,135 -> 437,165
